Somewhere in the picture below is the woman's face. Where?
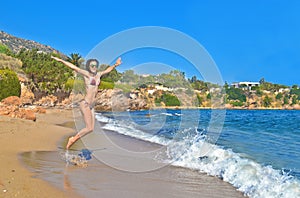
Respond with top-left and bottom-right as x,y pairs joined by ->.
89,61 -> 98,73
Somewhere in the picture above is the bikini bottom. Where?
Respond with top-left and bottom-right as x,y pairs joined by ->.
80,99 -> 95,110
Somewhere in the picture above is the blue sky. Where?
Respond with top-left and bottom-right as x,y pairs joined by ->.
1,0 -> 300,85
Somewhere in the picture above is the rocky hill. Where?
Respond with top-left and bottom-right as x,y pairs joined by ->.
0,30 -> 64,56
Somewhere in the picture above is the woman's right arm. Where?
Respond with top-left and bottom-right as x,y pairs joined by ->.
51,56 -> 89,77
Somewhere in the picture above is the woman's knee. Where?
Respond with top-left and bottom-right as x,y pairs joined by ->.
86,126 -> 94,132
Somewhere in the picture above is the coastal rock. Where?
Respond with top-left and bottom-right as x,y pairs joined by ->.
20,83 -> 34,105
32,107 -> 46,114
225,103 -> 233,109
293,104 -> 300,110
94,89 -> 149,111
0,105 -> 18,116
34,95 -> 58,107
0,96 -> 38,121
95,89 -> 129,111
11,108 -> 36,121
1,96 -> 21,106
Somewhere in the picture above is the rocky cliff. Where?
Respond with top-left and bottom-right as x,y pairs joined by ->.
0,30 -> 64,56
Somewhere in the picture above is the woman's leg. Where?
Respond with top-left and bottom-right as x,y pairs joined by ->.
91,108 -> 95,129
66,101 -> 94,149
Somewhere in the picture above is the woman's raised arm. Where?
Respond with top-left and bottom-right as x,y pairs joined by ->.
100,57 -> 122,76
51,56 -> 89,77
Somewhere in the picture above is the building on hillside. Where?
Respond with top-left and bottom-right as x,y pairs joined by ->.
231,81 -> 260,91
278,88 -> 290,93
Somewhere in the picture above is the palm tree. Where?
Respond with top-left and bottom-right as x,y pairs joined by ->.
67,53 -> 83,67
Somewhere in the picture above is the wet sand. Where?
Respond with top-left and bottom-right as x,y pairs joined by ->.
1,108 -> 245,198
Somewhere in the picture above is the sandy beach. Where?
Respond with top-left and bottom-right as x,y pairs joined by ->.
0,109 -> 80,198
0,109 -> 245,198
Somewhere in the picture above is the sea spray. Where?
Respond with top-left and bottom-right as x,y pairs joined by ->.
95,111 -> 300,198
61,150 -> 88,167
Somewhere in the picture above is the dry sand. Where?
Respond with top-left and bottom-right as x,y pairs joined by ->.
0,109 -> 80,198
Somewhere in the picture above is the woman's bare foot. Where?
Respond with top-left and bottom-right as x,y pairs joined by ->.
66,136 -> 77,149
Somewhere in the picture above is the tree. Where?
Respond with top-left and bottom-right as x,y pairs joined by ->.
263,96 -> 272,107
276,93 -> 283,100
189,75 -> 197,83
67,53 -> 83,67
259,78 -> 265,84
120,70 -> 139,83
283,95 -> 289,105
226,87 -> 246,102
292,95 -> 298,105
99,64 -> 121,82
224,81 -> 229,90
155,92 -> 180,106
15,49 -> 73,93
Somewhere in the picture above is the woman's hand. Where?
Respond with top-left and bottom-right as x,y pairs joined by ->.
115,57 -> 122,67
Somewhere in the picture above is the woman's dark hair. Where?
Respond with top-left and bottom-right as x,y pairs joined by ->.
86,59 -> 99,73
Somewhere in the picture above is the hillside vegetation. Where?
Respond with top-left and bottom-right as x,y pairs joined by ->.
0,30 -> 300,109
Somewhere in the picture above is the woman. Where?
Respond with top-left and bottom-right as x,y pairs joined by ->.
51,56 -> 122,149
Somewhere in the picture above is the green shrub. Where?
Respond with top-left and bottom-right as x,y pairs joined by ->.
114,83 -> 133,93
290,87 -> 300,100
99,81 -> 114,90
0,44 -> 13,56
283,95 -> 289,105
64,78 -> 86,94
226,87 -> 246,102
263,96 -> 272,107
207,93 -> 211,99
155,92 -> 180,106
276,93 -> 283,100
0,69 -> 21,100
292,95 -> 298,105
196,94 -> 203,106
230,100 -> 244,107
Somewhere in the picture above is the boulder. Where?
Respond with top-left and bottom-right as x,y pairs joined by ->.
20,83 -> 34,105
1,96 -> 21,106
12,108 -> 36,121
33,106 -> 46,114
0,96 -> 37,121
34,95 -> 58,107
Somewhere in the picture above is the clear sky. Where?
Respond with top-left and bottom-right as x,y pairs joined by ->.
1,0 -> 300,85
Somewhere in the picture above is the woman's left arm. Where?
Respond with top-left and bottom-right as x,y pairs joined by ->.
100,57 -> 122,76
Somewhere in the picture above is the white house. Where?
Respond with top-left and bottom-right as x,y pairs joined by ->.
231,82 -> 260,90
278,88 -> 290,93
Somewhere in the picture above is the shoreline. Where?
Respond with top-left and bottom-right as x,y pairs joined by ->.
125,106 -> 300,111
0,108 -> 246,198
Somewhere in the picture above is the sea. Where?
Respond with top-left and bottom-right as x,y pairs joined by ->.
20,109 -> 300,198
95,109 -> 300,198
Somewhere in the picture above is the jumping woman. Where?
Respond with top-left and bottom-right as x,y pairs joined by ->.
51,56 -> 122,149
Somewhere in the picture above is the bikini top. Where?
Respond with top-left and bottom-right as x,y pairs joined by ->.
89,76 -> 100,86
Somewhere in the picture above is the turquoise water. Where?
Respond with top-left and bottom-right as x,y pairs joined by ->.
98,109 -> 300,198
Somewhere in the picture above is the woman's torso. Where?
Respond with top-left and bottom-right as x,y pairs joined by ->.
83,74 -> 101,104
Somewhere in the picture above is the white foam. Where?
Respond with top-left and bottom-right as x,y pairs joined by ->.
95,114 -> 111,123
100,117 -> 171,146
161,112 -> 173,116
169,138 -> 300,198
174,113 -> 182,116
95,114 -> 300,198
